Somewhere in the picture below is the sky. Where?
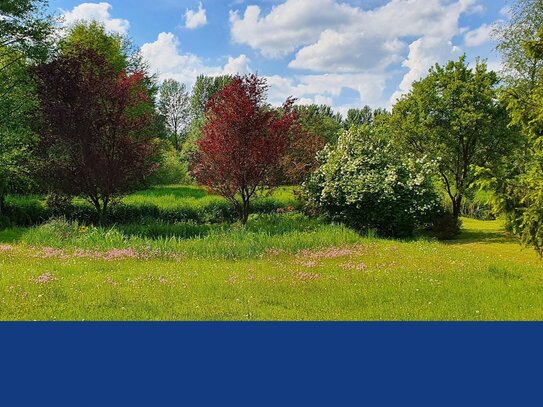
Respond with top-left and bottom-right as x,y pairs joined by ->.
49,0 -> 512,114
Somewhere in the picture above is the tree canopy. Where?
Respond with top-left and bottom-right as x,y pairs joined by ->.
191,74 -> 296,224
391,56 -> 517,220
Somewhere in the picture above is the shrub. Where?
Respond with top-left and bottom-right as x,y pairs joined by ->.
148,146 -> 192,186
305,126 -> 442,238
430,212 -> 462,240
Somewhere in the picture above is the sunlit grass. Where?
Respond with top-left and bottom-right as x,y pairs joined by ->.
1,216 -> 542,321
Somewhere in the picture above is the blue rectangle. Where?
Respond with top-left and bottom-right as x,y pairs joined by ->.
0,323 -> 541,407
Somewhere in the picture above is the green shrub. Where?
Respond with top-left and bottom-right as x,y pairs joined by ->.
305,126 -> 442,237
430,212 -> 462,240
148,147 -> 192,185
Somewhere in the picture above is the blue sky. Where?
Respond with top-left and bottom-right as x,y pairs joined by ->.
50,0 -> 511,113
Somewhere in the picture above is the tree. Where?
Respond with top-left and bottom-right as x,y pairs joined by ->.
190,75 -> 233,119
32,47 -> 159,223
294,104 -> 343,144
190,74 -> 296,224
279,126 -> 325,185
0,0 -> 55,62
488,26 -> 543,256
493,0 -> 543,101
0,48 -> 38,217
306,126 -> 441,238
158,79 -> 191,151
0,0 -> 54,219
344,106 -> 373,128
391,56 -> 517,220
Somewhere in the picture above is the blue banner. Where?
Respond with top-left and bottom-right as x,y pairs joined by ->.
0,323 -> 541,407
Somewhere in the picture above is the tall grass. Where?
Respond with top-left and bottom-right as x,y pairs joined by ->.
19,213 -> 361,260
4,185 -> 301,226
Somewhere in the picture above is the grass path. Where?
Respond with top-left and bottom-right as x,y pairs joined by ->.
0,218 -> 542,320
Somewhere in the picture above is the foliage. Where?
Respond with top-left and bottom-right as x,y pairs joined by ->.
158,79 -> 191,150
59,21 -> 150,77
490,2 -> 543,256
294,104 -> 343,144
279,124 -> 325,185
31,47 -> 160,223
0,0 -> 55,218
190,75 -> 233,120
0,48 -> 39,214
391,56 -> 518,220
3,185 -> 300,226
493,0 -> 543,99
191,74 -> 297,223
306,126 -> 442,237
0,0 -> 55,61
430,212 -> 463,241
148,145 -> 192,186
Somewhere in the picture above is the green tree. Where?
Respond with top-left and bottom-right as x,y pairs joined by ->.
344,106 -> 373,128
294,104 -> 343,144
391,56 -> 517,220
0,0 -> 55,218
190,75 -> 233,119
491,27 -> 543,256
0,0 -> 55,61
493,0 -> 543,100
60,21 -> 150,76
158,79 -> 191,151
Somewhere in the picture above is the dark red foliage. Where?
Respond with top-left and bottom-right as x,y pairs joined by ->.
32,47 -> 159,221
190,74 -> 296,223
280,125 -> 325,185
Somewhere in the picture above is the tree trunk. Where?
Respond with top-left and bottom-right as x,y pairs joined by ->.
92,199 -> 109,226
452,195 -> 462,220
240,198 -> 250,225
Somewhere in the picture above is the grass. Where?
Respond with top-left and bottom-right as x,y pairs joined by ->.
3,185 -> 300,225
1,212 -> 543,321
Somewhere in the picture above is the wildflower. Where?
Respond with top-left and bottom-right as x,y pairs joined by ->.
31,272 -> 58,285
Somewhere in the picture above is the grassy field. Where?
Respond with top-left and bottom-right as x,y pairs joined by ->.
1,189 -> 542,321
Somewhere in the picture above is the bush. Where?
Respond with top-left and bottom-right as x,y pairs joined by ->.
305,126 -> 442,238
430,212 -> 462,240
148,146 -> 192,186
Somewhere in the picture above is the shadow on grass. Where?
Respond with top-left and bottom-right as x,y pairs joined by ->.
129,185 -> 209,200
446,228 -> 514,245
0,228 -> 26,244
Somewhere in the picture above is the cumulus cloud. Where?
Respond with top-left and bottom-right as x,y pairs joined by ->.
230,0 -> 484,106
61,2 -> 129,34
464,23 -> 493,47
230,0 -> 357,58
184,3 -> 208,29
141,32 -> 250,86
222,54 -> 251,75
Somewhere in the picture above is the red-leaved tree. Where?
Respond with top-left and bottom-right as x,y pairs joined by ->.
32,47 -> 159,223
191,74 -> 296,224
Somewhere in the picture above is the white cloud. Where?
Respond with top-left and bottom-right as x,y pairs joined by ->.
184,2 -> 208,29
222,54 -> 251,75
141,32 -> 250,86
61,2 -> 129,34
390,36 -> 462,105
464,23 -> 493,47
230,0 -> 358,58
230,0 -> 482,105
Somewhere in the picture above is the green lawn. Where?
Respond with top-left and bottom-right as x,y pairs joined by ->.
1,213 -> 542,321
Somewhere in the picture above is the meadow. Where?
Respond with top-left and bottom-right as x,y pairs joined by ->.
0,185 -> 542,321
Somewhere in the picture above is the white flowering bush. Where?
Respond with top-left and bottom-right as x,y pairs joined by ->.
305,126 -> 442,237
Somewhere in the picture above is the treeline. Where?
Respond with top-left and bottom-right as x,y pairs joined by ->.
2,0 -> 543,254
